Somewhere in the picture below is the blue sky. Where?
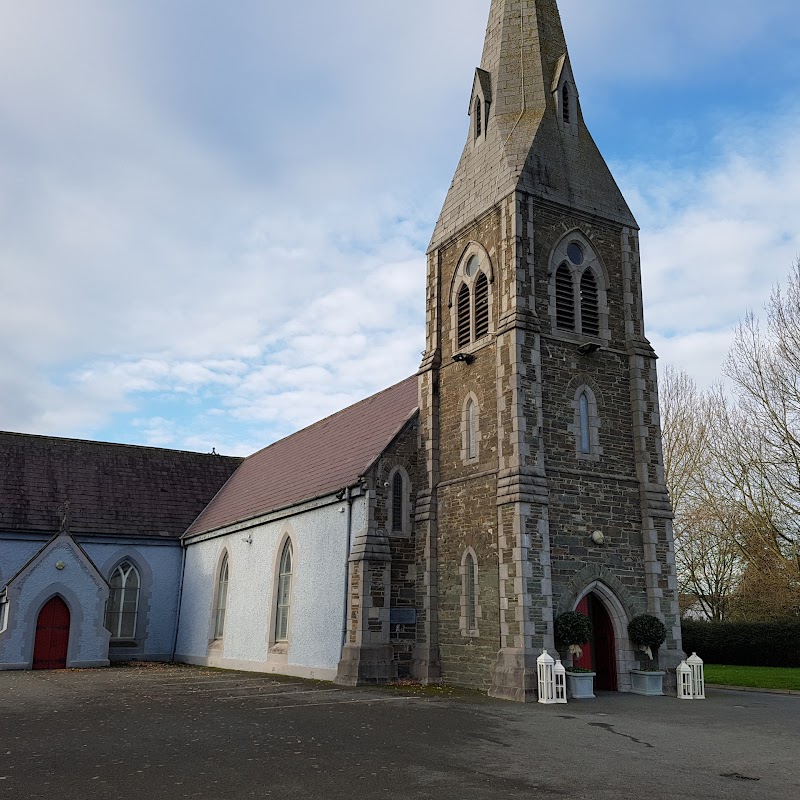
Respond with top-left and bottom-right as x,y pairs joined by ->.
1,0 -> 799,455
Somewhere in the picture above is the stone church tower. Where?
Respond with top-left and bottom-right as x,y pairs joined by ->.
414,0 -> 684,700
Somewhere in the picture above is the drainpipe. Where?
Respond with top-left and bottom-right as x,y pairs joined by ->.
340,485 -> 355,652
170,540 -> 188,663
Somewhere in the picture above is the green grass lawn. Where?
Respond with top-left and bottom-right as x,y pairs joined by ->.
705,664 -> 800,691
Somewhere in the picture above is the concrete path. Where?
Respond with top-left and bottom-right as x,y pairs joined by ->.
1,665 -> 797,799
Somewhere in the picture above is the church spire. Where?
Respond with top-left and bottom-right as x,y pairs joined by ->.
430,0 -> 635,250
479,0 -> 566,126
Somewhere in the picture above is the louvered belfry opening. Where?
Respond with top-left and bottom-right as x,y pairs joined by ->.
555,263 -> 575,330
562,83 -> 570,124
475,98 -> 482,138
580,269 -> 600,336
457,284 -> 471,348
474,272 -> 489,339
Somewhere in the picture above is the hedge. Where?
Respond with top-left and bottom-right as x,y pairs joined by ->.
681,619 -> 800,668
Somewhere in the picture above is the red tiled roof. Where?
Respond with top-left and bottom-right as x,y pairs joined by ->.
0,433 -> 242,539
185,376 -> 419,537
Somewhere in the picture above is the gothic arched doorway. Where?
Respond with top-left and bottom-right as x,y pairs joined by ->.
574,593 -> 618,691
33,596 -> 70,670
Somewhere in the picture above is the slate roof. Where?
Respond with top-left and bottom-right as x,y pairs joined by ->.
0,432 -> 242,539
185,376 -> 419,537
430,0 -> 636,251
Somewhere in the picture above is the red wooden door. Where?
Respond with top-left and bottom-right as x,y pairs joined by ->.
573,594 -> 618,690
574,596 -> 594,670
592,599 -> 618,691
33,596 -> 70,670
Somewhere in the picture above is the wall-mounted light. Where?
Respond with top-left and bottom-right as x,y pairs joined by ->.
241,534 -> 253,545
453,353 -> 475,365
55,561 -> 66,570
591,530 -> 605,546
577,342 -> 601,356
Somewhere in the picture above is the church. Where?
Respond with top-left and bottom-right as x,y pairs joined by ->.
0,0 -> 684,700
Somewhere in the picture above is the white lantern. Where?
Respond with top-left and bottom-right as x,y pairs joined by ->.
677,660 -> 693,700
554,659 -> 568,704
687,652 -> 706,699
537,650 -> 557,704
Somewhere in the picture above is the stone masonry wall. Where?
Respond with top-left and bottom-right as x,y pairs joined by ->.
429,208 -> 505,688
524,200 -> 685,654
530,202 -> 650,616
436,477 -> 500,690
373,418 -> 424,677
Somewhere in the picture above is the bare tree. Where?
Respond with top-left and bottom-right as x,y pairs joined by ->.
719,261 -> 800,606
660,365 -> 710,515
673,504 -> 741,621
660,262 -> 800,621
660,367 -> 741,620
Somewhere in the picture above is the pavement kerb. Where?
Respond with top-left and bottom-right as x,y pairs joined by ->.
707,683 -> 800,697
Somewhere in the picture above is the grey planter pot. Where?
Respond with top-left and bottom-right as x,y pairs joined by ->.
566,671 -> 596,699
630,669 -> 665,696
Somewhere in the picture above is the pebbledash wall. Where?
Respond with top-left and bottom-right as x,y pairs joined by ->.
175,494 -> 363,681
0,534 -> 110,669
84,539 -> 183,663
0,535 -> 50,587
0,533 -> 183,666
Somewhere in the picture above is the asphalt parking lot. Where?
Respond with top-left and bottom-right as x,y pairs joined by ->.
1,664 -> 797,799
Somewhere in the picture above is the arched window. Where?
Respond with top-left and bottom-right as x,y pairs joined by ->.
562,83 -> 570,124
457,283 -> 471,348
466,399 -> 478,460
387,467 -> 410,536
213,554 -> 229,640
106,561 -> 140,639
555,263 -> 575,330
474,272 -> 489,339
579,392 -> 591,454
391,471 -> 404,532
580,269 -> 600,336
572,384 -> 601,460
475,98 -> 482,138
465,553 -> 477,631
461,549 -> 479,636
275,541 -> 293,642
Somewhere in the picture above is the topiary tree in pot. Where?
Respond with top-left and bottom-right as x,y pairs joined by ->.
555,611 -> 593,660
627,614 -> 668,696
555,611 -> 595,698
628,614 -> 667,664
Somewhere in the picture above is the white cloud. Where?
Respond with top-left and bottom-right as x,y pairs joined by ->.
619,109 -> 800,385
0,1 -> 798,452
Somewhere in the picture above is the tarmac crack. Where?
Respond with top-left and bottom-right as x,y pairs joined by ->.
587,722 -> 654,749
720,772 -> 760,782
